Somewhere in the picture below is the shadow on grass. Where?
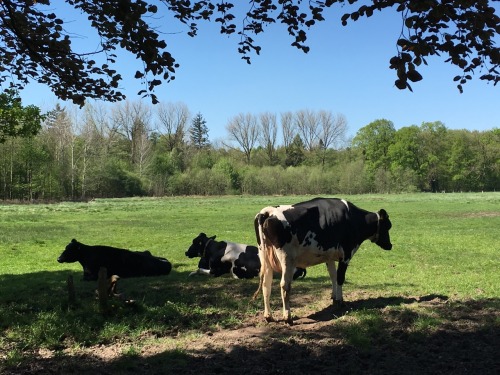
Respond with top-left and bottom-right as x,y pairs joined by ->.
0,269 -> 263,351
2,271 -> 498,375
307,294 -> 449,322
4,297 -> 499,375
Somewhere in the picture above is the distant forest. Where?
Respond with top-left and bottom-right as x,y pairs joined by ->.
1,101 -> 498,201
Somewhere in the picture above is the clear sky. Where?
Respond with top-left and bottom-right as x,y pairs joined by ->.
17,3 -> 500,143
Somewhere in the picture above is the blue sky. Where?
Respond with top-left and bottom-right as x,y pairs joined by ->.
17,3 -> 500,143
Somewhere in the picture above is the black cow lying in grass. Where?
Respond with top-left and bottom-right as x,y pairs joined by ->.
185,233 -> 307,280
58,239 -> 172,280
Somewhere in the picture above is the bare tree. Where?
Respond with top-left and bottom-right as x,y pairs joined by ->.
83,103 -> 119,154
156,102 -> 190,152
281,111 -> 296,152
317,111 -> 348,166
295,109 -> 320,151
135,128 -> 152,177
80,103 -> 120,197
226,113 -> 259,163
259,112 -> 278,164
319,111 -> 347,150
112,101 -> 152,167
43,104 -> 78,198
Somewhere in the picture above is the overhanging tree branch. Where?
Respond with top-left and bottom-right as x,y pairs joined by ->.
0,0 -> 498,106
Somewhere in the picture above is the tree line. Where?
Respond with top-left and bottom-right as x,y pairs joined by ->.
0,97 -> 498,201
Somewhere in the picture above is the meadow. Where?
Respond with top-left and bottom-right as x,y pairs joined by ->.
0,193 -> 499,374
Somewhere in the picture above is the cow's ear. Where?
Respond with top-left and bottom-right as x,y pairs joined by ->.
71,238 -> 77,243
378,209 -> 388,220
210,235 -> 216,240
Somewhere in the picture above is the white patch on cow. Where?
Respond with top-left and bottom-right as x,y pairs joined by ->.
221,242 -> 247,263
284,230 -> 346,268
272,205 -> 293,223
341,199 -> 349,211
302,230 -> 320,248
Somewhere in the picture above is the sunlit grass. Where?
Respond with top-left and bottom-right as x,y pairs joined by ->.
0,193 -> 499,359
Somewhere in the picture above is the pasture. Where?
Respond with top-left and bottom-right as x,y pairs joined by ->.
1,193 -> 499,374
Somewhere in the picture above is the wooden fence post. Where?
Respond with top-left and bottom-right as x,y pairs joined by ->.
97,267 -> 108,313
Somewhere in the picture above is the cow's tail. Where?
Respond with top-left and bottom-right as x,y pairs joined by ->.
252,274 -> 263,301
252,212 -> 267,300
252,211 -> 281,301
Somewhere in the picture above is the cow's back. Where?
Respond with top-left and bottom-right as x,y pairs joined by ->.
87,245 -> 171,278
222,243 -> 260,279
278,198 -> 353,251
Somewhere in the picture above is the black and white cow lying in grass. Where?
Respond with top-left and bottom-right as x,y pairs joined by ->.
185,233 -> 306,280
58,239 -> 172,280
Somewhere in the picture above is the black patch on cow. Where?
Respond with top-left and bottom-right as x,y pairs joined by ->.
337,261 -> 348,285
203,240 -> 231,277
283,198 -> 353,252
197,256 -> 210,270
232,246 -> 260,279
263,216 -> 292,248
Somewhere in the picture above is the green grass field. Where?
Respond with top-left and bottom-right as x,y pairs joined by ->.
1,193 -> 499,371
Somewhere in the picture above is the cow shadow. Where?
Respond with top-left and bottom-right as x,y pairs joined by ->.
305,294 -> 449,322
0,267 -> 208,310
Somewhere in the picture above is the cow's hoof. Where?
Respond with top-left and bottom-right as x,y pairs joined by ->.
264,315 -> 275,323
285,317 -> 294,326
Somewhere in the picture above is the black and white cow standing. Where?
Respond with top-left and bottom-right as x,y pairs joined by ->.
185,233 -> 306,280
254,198 -> 392,324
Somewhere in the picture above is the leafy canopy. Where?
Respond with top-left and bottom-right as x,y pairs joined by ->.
0,0 -> 498,105
0,89 -> 44,143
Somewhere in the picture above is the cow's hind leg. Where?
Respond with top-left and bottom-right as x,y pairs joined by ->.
278,254 -> 295,324
261,259 -> 274,322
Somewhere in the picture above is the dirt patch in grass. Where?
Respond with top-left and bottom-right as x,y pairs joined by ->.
461,211 -> 500,218
3,295 -> 498,375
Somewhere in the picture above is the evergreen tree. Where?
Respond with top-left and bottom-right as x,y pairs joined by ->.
285,135 -> 306,167
189,113 -> 210,149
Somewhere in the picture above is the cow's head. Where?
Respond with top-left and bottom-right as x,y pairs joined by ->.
185,233 -> 216,258
374,209 -> 392,250
57,239 -> 82,263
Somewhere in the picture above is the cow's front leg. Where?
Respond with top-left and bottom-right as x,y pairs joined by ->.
188,268 -> 211,277
335,261 -> 348,304
279,257 -> 295,324
326,261 -> 341,301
